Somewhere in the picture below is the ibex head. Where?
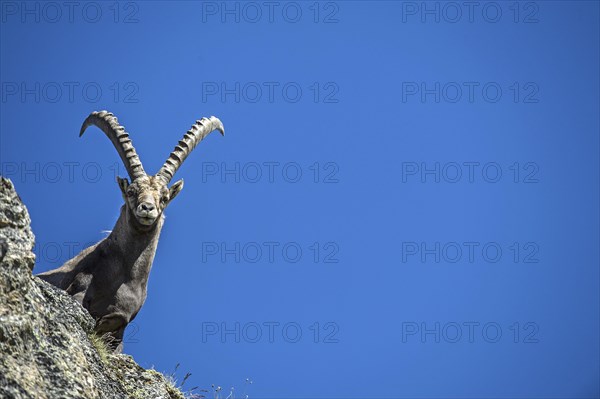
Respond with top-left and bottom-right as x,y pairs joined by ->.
80,111 -> 224,228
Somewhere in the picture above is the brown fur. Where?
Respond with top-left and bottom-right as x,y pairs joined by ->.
37,175 -> 183,352
36,111 -> 222,352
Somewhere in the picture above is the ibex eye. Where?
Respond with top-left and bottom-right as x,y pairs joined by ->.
127,190 -> 135,197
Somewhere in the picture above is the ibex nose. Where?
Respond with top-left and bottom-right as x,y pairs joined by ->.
138,202 -> 155,212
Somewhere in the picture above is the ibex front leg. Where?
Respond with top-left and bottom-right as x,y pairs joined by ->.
95,313 -> 128,353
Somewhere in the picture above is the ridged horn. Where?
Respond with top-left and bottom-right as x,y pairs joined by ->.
79,111 -> 146,181
156,116 -> 224,184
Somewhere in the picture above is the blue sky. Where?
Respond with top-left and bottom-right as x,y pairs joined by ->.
1,1 -> 599,398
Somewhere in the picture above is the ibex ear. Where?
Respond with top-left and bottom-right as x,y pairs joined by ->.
117,176 -> 129,197
169,179 -> 184,202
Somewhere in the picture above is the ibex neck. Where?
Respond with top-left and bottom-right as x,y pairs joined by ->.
108,205 -> 164,279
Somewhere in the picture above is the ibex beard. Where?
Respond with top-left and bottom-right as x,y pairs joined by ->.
37,111 -> 224,353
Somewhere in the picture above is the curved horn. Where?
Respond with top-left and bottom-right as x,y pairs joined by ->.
156,116 -> 224,183
79,111 -> 146,180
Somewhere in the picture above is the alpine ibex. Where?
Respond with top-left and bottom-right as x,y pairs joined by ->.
37,111 -> 224,352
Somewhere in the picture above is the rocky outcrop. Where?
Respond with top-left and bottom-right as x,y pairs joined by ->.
0,177 -> 185,399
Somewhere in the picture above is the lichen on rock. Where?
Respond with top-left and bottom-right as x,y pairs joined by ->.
0,177 -> 185,399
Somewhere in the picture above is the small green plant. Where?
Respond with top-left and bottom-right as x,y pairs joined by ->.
164,364 -> 254,399
166,363 -> 201,399
163,374 -> 187,399
88,332 -> 112,365
207,378 -> 253,399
